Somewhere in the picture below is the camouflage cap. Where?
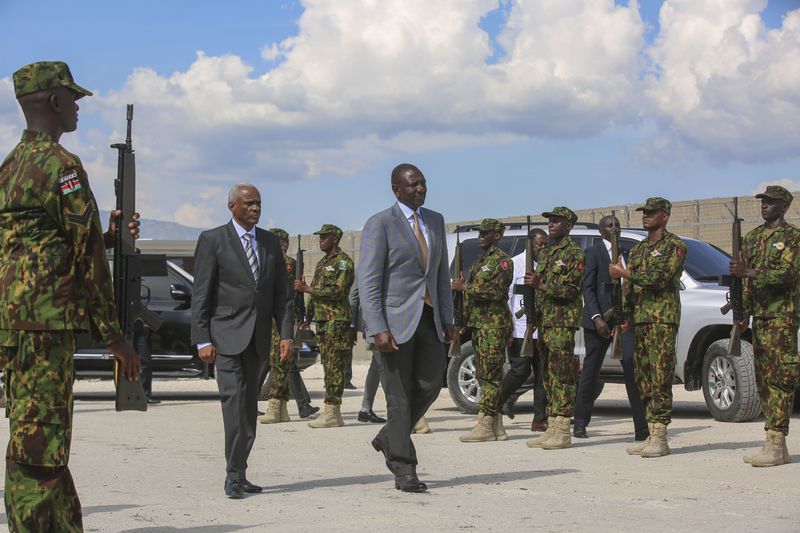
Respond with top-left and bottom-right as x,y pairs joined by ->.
13,61 -> 92,99
755,185 -> 793,206
269,228 -> 289,240
477,218 -> 504,233
635,197 -> 672,214
313,223 -> 343,237
541,206 -> 578,224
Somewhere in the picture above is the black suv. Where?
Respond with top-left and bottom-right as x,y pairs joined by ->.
74,261 -> 319,378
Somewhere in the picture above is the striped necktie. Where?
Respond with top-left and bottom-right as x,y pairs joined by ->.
243,233 -> 259,280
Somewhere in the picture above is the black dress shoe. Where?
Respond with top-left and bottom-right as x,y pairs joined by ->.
224,479 -> 244,499
344,381 -> 357,390
395,474 -> 427,493
358,410 -> 386,423
240,479 -> 263,493
501,398 -> 517,420
573,426 -> 588,438
299,405 -> 320,419
145,397 -> 161,405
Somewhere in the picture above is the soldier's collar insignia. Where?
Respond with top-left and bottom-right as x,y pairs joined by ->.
773,242 -> 785,250
651,250 -> 662,257
58,172 -> 81,196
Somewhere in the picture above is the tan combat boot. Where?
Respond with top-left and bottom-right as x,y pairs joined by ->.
412,417 -> 432,434
626,423 -> 653,455
258,398 -> 281,424
527,417 -> 556,448
541,416 -> 572,450
335,405 -> 345,427
308,404 -> 340,428
494,414 -> 508,441
459,413 -> 496,443
640,422 -> 670,458
743,433 -> 768,464
279,400 -> 290,422
751,430 -> 790,467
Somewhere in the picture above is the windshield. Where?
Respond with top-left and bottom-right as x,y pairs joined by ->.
683,239 -> 730,282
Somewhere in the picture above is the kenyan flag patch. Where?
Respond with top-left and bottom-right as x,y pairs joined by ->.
58,172 -> 82,196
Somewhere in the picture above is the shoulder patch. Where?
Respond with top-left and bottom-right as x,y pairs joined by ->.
500,259 -> 510,271
287,263 -> 294,273
676,246 -> 686,257
578,261 -> 584,272
58,172 -> 82,196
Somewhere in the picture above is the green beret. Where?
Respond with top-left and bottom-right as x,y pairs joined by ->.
477,218 -> 504,233
269,228 -> 289,240
313,223 -> 343,237
541,206 -> 578,224
635,197 -> 672,214
13,61 -> 92,99
755,185 -> 793,206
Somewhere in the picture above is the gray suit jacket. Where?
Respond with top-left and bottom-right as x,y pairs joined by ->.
357,203 -> 453,344
191,221 -> 293,358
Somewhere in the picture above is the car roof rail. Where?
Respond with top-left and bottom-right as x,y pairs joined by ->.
454,220 -> 600,232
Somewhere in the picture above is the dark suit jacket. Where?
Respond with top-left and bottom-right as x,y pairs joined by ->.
191,220 -> 293,358
582,240 -> 628,331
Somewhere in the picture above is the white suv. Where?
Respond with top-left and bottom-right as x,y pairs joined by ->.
445,222 -> 760,423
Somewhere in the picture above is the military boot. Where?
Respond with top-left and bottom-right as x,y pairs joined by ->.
526,417 -> 556,448
494,414 -> 508,441
412,417 -> 432,434
751,430 -> 790,467
459,413 -> 496,443
308,404 -> 340,428
279,400 -> 290,422
258,398 -> 281,424
640,422 -> 670,458
541,416 -> 572,450
743,433 -> 768,464
626,423 -> 653,455
335,405 -> 345,427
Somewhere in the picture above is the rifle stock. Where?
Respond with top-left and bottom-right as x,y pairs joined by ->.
449,230 -> 463,356
519,216 -> 536,357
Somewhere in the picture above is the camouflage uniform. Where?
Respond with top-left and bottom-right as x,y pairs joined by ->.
268,228 -> 297,402
535,207 -> 584,418
0,62 -> 118,532
308,225 -> 354,406
741,188 -> 800,436
464,219 -> 513,417
625,198 -> 687,426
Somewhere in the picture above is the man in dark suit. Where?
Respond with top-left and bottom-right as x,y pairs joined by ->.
574,215 -> 648,442
358,163 -> 455,493
191,183 -> 294,498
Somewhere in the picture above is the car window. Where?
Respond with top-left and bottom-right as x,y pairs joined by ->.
141,272 -> 186,304
451,236 -> 516,276
683,239 -> 731,282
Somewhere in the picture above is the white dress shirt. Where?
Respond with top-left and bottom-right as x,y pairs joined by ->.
397,201 -> 430,249
508,251 -> 538,340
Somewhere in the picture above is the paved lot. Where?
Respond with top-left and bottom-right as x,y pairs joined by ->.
1,361 -> 799,532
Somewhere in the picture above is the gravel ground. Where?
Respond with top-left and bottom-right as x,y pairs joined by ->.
1,361 -> 799,532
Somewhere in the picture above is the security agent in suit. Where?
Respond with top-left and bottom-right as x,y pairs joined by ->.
349,279 -> 387,423
358,163 -> 455,493
191,183 -> 294,499
574,215 -> 648,441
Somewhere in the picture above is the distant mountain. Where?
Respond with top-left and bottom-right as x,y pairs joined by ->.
100,211 -> 205,241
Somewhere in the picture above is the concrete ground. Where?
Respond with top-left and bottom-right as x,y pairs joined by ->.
1,361 -> 799,533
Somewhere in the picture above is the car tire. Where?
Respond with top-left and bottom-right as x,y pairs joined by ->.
701,338 -> 761,422
447,352 -> 479,414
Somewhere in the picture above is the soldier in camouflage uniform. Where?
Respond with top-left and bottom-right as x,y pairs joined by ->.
452,219 -> 514,442
258,228 -> 319,424
610,197 -> 686,458
0,61 -> 140,532
731,185 -> 800,467
524,207 -> 584,450
295,224 -> 354,428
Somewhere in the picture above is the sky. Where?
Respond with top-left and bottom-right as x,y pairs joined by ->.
1,0 -> 799,234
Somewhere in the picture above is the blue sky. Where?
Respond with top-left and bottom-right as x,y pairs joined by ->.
1,0 -> 799,234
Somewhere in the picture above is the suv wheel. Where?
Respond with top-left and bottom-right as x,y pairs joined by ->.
447,353 -> 479,414
701,339 -> 761,422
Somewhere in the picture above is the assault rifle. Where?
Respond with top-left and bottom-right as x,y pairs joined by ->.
111,104 -> 165,411
719,197 -> 743,357
294,235 -> 307,334
602,211 -> 624,359
449,229 -> 463,356
515,216 -> 536,357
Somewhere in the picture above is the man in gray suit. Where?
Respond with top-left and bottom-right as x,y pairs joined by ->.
191,183 -> 294,499
358,163 -> 455,493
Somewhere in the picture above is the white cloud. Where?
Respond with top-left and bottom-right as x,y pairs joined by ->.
752,178 -> 800,194
174,202 -> 216,228
644,0 -> 800,163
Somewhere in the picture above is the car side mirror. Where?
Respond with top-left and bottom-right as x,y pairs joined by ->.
170,284 -> 192,302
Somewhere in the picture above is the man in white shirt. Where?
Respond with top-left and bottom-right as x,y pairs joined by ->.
499,228 -> 549,431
